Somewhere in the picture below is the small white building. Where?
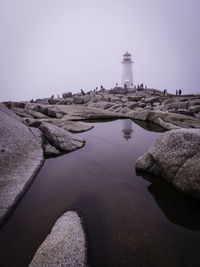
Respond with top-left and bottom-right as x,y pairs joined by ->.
121,51 -> 133,88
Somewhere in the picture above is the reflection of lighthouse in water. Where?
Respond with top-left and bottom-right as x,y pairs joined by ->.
122,119 -> 133,140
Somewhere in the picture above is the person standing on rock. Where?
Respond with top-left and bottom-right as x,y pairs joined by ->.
124,83 -> 127,94
179,89 -> 182,96
163,89 -> 168,96
81,89 -> 85,95
176,90 -> 178,96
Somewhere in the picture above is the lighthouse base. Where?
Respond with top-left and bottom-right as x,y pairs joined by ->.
110,87 -> 136,94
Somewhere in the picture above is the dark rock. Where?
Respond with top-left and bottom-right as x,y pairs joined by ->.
34,98 -> 49,104
48,99 -> 59,105
128,96 -> 143,102
136,128 -> 200,199
62,92 -> 72,98
189,106 -> 200,113
127,102 -> 139,109
110,87 -> 126,94
194,112 -> 200,118
141,96 -> 160,104
73,97 -> 84,104
5,101 -> 26,109
44,142 -> 61,157
138,103 -> 146,108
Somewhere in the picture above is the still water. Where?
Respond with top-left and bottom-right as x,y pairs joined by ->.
0,119 -> 200,267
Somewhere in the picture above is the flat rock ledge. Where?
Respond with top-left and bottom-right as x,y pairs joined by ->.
40,118 -> 94,133
0,104 -> 44,224
136,128 -> 200,199
29,211 -> 87,267
129,110 -> 200,130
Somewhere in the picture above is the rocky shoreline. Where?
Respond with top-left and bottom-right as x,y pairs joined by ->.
1,87 -> 200,266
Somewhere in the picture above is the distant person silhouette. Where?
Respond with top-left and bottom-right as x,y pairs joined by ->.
124,83 -> 127,94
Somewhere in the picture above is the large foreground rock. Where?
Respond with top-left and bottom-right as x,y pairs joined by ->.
0,104 -> 44,223
29,211 -> 87,267
136,128 -> 200,199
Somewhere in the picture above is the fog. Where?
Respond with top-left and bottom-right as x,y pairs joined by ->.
0,0 -> 199,101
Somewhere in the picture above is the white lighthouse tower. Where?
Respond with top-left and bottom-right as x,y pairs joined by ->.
121,51 -> 133,88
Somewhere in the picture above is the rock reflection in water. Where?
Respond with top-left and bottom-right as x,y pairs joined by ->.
133,119 -> 165,133
137,171 -> 200,231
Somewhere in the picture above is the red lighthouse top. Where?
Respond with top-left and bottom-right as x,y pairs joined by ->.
123,51 -> 132,61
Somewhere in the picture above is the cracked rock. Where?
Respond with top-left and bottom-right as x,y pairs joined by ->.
38,121 -> 85,152
136,128 -> 200,199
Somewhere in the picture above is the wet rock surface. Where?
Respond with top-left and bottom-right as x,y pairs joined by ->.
29,211 -> 87,267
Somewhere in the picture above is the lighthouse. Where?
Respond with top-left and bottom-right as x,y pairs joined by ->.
121,51 -> 133,88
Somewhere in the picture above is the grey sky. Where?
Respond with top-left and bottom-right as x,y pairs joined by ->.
0,0 -> 199,101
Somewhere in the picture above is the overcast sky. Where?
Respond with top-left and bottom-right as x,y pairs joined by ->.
0,0 -> 199,101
